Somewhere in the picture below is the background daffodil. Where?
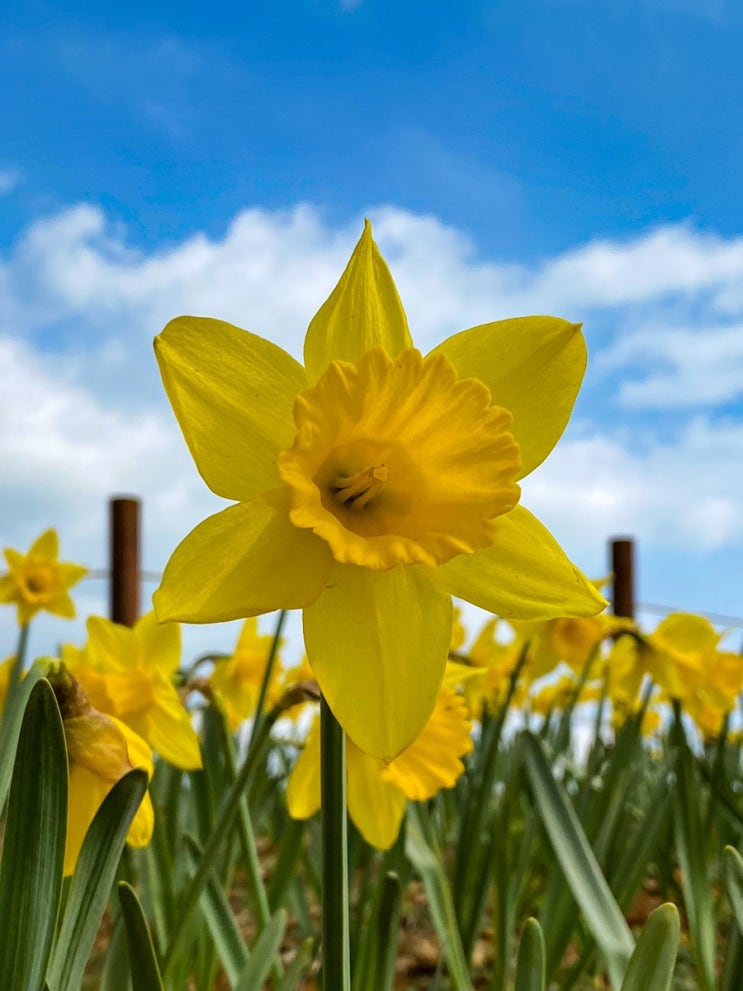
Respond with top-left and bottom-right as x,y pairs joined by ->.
48,663 -> 154,877
64,611 -> 202,771
286,688 -> 473,849
209,617 -> 284,732
0,528 -> 87,627
154,222 -> 605,760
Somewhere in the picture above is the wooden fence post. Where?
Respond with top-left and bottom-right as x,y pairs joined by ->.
610,537 -> 634,619
110,497 -> 140,627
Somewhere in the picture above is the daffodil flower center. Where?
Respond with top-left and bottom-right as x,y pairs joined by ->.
332,464 -> 390,509
279,347 -> 522,571
23,564 -> 54,599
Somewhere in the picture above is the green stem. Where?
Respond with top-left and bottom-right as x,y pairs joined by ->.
216,710 -> 284,985
246,609 -> 286,754
4,624 -> 30,725
320,696 -> 351,991
161,707 -> 279,979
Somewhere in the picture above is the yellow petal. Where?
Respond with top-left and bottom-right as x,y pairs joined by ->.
126,792 -> 155,848
652,613 -> 721,653
432,317 -> 586,479
46,592 -> 77,619
30,528 -> 59,559
135,682 -> 202,770
135,610 -> 182,675
154,489 -> 334,623
346,739 -> 408,849
303,220 -> 413,383
303,563 -> 452,761
433,505 -> 606,619
65,763 -> 110,876
382,690 -> 473,801
285,717 -> 322,819
58,563 -> 89,586
87,615 -> 137,673
155,316 -> 306,501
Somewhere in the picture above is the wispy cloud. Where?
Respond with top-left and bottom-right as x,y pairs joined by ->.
0,167 -> 21,195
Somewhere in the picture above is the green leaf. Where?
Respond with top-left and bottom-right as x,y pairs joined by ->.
0,678 -> 67,991
406,804 -> 473,991
278,938 -> 314,991
522,732 -> 634,989
118,881 -> 165,991
514,917 -> 546,991
47,769 -> 148,991
374,872 -> 402,991
723,846 -> 743,937
670,712 -> 716,991
184,833 -> 248,986
0,659 -> 51,815
235,909 -> 288,991
161,704 -> 280,979
619,903 -> 680,991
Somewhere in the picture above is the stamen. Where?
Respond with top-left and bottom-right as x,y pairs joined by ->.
332,465 -> 390,509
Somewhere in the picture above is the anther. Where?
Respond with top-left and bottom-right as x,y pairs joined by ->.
333,465 -> 390,509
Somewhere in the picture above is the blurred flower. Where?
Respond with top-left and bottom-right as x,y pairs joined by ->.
63,611 -> 201,770
153,221 -> 605,760
0,529 -> 87,626
529,673 -> 601,716
286,689 -> 473,848
209,617 -> 284,731
512,580 -> 631,681
444,618 -> 528,717
606,613 -> 743,729
48,663 -> 154,877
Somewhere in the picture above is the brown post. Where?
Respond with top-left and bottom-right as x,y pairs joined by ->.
610,537 -> 634,619
110,497 -> 140,626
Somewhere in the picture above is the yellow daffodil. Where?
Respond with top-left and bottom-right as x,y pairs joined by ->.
48,664 -> 154,877
286,689 -> 472,848
64,611 -> 202,770
210,617 -> 284,731
512,580 -> 631,680
529,673 -> 601,716
153,222 -> 605,760
0,529 -> 87,626
606,614 -> 743,722
444,617 -> 528,717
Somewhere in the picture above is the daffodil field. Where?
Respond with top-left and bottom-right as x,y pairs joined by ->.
2,226 -> 743,990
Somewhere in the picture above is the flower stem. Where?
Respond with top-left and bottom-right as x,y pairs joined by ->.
320,695 -> 351,990
246,609 -> 286,753
6,623 -> 30,707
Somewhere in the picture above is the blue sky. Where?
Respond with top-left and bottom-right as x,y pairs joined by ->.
1,0 -> 742,659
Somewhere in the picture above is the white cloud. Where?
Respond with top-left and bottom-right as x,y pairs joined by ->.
522,417 -> 743,558
596,322 -> 743,408
2,201 -> 743,658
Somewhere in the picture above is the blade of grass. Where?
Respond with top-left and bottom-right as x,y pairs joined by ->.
522,732 -> 634,989
514,918 -> 546,991
670,708 -> 716,991
48,769 -> 148,991
235,909 -> 288,991
0,678 -> 67,991
406,803 -> 473,991
118,881 -> 165,991
0,658 -> 50,815
619,903 -> 679,991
